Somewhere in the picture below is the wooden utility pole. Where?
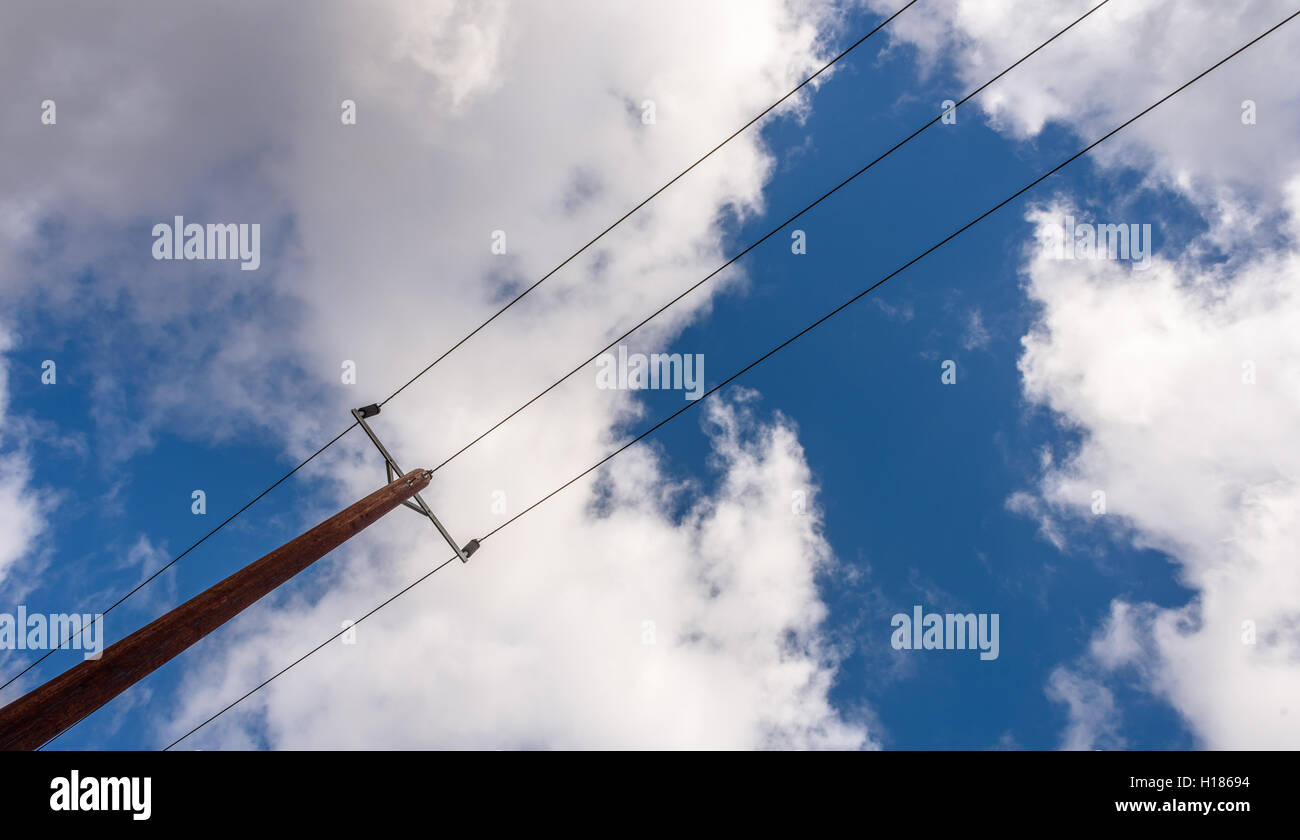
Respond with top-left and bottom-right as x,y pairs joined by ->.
0,468 -> 433,751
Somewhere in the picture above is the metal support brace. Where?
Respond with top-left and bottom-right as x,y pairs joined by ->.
352,404 -> 478,562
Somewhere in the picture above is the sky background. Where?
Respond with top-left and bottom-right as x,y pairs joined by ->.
1,0 -> 1297,749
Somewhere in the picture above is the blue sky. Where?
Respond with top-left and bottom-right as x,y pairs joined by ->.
2,0 -> 1297,750
625,18 -> 1197,747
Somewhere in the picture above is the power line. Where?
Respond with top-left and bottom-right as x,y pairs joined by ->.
162,4 -> 1300,751
423,0 -> 1114,477
161,555 -> 459,751
378,0 -> 920,409
0,424 -> 356,693
0,1 -> 915,694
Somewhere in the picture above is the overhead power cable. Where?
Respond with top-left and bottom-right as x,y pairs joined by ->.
379,0 -> 920,409
160,4 -> 1300,752
0,0 -> 916,694
423,0 -> 1114,477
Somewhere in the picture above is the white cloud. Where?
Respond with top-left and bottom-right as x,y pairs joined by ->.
865,0 -> 1300,199
1018,185 -> 1300,748
1046,666 -> 1124,750
962,308 -> 990,351
0,0 -> 867,747
119,534 -> 177,616
1018,188 -> 1300,751
0,328 -> 47,595
865,0 -> 1300,747
170,396 -> 869,748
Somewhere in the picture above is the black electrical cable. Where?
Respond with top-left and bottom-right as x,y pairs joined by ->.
423,0 -> 1114,477
161,5 -> 1300,751
0,1 -> 917,694
379,0 -> 921,409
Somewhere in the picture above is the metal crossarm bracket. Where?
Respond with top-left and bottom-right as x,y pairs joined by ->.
352,404 -> 478,562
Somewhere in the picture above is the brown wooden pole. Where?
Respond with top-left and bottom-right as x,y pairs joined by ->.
0,468 -> 433,750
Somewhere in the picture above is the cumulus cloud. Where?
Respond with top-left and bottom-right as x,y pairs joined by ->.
1046,666 -> 1125,751
1019,197 -> 1300,747
170,396 -> 869,748
866,0 -> 1300,204
866,0 -> 1300,747
0,0 -> 868,747
0,329 -> 47,595
962,308 -> 990,351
